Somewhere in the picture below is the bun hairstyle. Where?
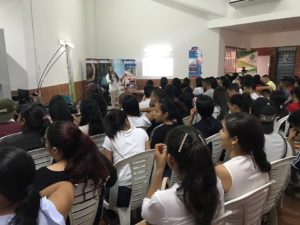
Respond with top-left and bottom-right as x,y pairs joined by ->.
19,103 -> 50,135
0,147 -> 40,225
223,112 -> 271,172
166,125 -> 219,225
46,121 -> 109,190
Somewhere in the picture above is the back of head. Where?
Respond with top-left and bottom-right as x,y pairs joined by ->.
164,84 -> 175,99
121,95 -> 140,117
0,147 -> 39,225
166,125 -> 219,225
291,86 -> 300,100
213,87 -> 229,120
288,109 -> 300,126
89,92 -> 108,117
144,85 -> 154,98
210,77 -> 218,89
158,98 -> 183,124
195,77 -> 203,87
229,94 -> 253,113
243,77 -> 256,90
47,121 -> 109,187
19,103 -> 49,135
172,77 -> 182,90
227,83 -> 239,94
251,97 -> 278,134
104,109 -> 128,139
196,95 -> 214,118
223,112 -> 271,172
203,77 -> 212,89
160,77 -> 168,89
79,98 -> 104,136
146,79 -> 154,87
48,95 -> 73,122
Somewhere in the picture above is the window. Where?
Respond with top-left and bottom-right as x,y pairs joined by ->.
142,45 -> 173,77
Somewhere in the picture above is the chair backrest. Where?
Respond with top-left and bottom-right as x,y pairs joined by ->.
273,115 -> 289,135
69,181 -> 100,225
212,210 -> 233,225
183,116 -> 190,126
28,148 -> 52,170
0,132 -> 22,141
90,133 -> 106,151
108,150 -> 155,210
262,156 -> 294,214
224,181 -> 273,225
206,133 -> 223,165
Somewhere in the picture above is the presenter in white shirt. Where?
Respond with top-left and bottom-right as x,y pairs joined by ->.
142,125 -> 224,225
106,66 -> 119,108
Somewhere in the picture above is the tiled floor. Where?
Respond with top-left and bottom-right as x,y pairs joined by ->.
278,194 -> 300,225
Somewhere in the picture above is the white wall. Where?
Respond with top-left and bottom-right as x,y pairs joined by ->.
251,30 -> 300,48
30,0 -> 87,88
0,0 -> 28,90
208,0 -> 300,28
218,29 -> 251,74
93,0 -> 222,78
0,29 -> 11,97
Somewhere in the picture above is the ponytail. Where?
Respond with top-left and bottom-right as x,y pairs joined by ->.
104,109 -> 127,139
47,121 -> 110,191
166,126 -> 219,225
224,112 -> 271,172
10,186 -> 40,225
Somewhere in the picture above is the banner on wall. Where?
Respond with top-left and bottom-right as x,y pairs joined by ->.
189,46 -> 202,78
236,51 -> 258,75
85,58 -> 137,91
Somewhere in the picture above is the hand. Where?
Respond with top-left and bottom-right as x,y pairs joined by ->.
190,108 -> 197,117
288,127 -> 298,142
154,143 -> 167,170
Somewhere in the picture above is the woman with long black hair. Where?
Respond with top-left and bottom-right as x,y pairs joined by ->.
0,146 -> 67,225
142,125 -> 224,225
216,112 -> 271,201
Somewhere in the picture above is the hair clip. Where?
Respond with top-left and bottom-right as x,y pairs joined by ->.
198,134 -> 206,145
178,133 -> 188,153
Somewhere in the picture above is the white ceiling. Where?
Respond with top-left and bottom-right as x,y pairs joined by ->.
222,17 -> 300,34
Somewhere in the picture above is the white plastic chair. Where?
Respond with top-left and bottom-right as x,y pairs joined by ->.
69,181 -> 100,225
135,210 -> 233,225
90,133 -> 106,151
273,115 -> 289,135
28,147 -> 52,170
103,150 -> 155,225
206,133 -> 223,165
183,116 -> 190,126
212,210 -> 234,225
224,181 -> 273,225
161,171 -> 178,190
261,156 -> 294,225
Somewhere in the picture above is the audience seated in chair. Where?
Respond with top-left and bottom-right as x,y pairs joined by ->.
102,109 -> 150,208
215,112 -> 271,201
0,98 -> 21,138
189,95 -> 222,138
79,98 -> 104,136
251,97 -> 292,162
142,126 -> 224,225
121,95 -> 153,129
150,98 -> 183,149
48,95 -> 74,123
0,146 -> 68,225
33,121 -> 113,222
0,103 -> 49,151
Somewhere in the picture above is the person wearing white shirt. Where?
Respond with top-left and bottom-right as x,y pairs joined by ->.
215,113 -> 270,203
121,95 -> 154,129
0,147 -> 68,225
103,109 -> 150,207
142,126 -> 224,225
139,85 -> 154,110
106,66 -> 119,108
